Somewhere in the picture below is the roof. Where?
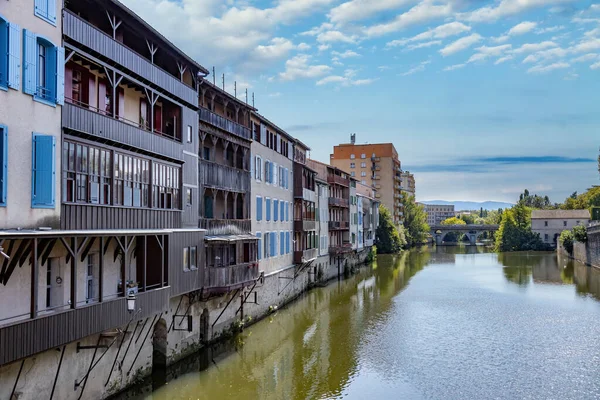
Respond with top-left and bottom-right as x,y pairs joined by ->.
205,234 -> 258,242
200,79 -> 257,111
111,0 -> 209,74
294,138 -> 311,152
0,228 -> 205,238
531,210 -> 591,219
251,112 -> 295,141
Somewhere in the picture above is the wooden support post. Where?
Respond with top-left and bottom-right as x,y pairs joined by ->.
161,235 -> 165,287
146,40 -> 158,64
69,237 -> 77,309
120,237 -> 126,296
30,238 -> 38,319
99,237 -> 104,303
143,236 -> 147,291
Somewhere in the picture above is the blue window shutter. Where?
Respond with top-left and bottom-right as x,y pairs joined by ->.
271,232 -> 275,256
256,196 -> 262,221
266,198 -> 270,221
22,29 -> 36,95
7,22 -> 21,90
286,232 -> 290,254
280,201 -> 284,221
0,126 -> 7,205
55,46 -> 64,105
280,232 -> 284,255
32,134 -> 55,208
257,233 -> 262,260
274,199 -> 278,221
48,0 -> 57,24
269,162 -> 274,184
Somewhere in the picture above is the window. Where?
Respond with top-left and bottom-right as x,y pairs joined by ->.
187,125 -> 193,143
361,154 -> 366,159
255,156 -> 262,181
351,172 -> 355,177
286,232 -> 290,254
361,162 -> 366,168
264,232 -> 270,259
545,221 -> 548,227
86,255 -> 96,303
152,162 -> 180,209
563,221 -> 567,227
115,153 -> 151,207
34,0 -> 57,25
256,196 -> 263,221
265,160 -> 271,184
45,258 -> 54,308
280,201 -> 285,222
350,154 -> 355,159
544,234 -> 549,241
271,232 -> 277,257
186,188 -> 192,207
274,199 -> 279,221
23,30 -> 63,105
266,198 -> 271,221
183,247 -> 190,271
361,180 -> 366,185
256,233 -> 262,260
0,125 -> 6,206
350,163 -> 355,169
280,231 -> 285,255
361,172 -> 366,177
190,247 -> 197,270
1,18 -> 21,90
32,134 -> 55,208
203,146 -> 211,160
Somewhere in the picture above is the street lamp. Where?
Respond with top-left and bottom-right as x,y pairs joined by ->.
127,294 -> 136,313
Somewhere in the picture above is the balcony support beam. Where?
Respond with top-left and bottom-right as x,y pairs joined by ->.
146,40 -> 158,64
30,239 -> 38,319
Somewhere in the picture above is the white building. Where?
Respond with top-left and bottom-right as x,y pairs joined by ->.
350,179 -> 359,250
250,113 -> 294,276
422,204 -> 456,226
531,209 -> 591,247
0,1 -> 64,229
316,179 -> 329,258
357,182 -> 378,248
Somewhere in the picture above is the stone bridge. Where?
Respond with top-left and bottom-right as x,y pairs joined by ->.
430,224 -> 500,245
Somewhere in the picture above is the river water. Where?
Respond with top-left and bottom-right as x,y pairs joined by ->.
124,246 -> 600,400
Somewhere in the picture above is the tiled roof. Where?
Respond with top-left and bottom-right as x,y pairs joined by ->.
531,209 -> 590,219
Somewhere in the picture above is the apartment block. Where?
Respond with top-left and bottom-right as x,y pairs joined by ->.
294,142 -> 318,264
400,171 -> 416,198
330,136 -> 404,225
423,204 -> 455,226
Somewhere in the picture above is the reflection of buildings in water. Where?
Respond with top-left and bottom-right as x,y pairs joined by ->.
428,246 -> 457,264
574,261 -> 600,301
531,254 -> 563,284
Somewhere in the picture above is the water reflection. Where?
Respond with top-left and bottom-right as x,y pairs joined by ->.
117,247 -> 600,400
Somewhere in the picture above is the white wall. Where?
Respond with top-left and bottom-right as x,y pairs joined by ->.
317,182 -> 329,257
533,218 -> 590,244
0,2 -> 63,229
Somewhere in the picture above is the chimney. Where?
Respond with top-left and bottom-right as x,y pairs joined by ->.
350,133 -> 356,144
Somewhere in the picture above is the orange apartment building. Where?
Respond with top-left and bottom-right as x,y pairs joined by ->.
330,136 -> 404,225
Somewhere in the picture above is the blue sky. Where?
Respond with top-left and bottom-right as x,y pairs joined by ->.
121,0 -> 600,203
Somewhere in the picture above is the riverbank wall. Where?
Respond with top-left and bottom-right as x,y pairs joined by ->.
558,223 -> 600,268
0,248 -> 372,400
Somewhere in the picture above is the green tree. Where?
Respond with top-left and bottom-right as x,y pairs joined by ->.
572,225 -> 587,243
375,205 -> 406,254
401,193 -> 430,246
495,204 -> 547,252
441,217 -> 466,225
560,230 -> 574,254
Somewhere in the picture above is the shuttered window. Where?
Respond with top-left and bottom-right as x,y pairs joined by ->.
34,0 -> 57,25
266,198 -> 271,221
280,201 -> 285,222
22,29 -> 63,105
0,17 -> 21,90
256,196 -> 262,221
0,125 -> 7,206
271,232 -> 276,257
286,232 -> 290,254
31,134 -> 55,208
256,233 -> 262,260
274,199 -> 279,221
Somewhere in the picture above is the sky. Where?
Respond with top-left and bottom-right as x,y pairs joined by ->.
120,0 -> 600,203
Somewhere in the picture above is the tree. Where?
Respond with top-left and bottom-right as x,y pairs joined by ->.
495,204 -> 547,252
559,230 -> 574,254
401,193 -> 430,246
573,225 -> 587,243
375,205 -> 406,254
441,217 -> 466,226
460,213 -> 476,224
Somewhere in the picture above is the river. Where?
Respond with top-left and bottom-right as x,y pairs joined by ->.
120,246 -> 600,400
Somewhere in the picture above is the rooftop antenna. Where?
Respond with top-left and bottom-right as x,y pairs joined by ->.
245,88 -> 248,104
234,81 -> 237,98
350,133 -> 356,144
252,92 -> 255,108
222,73 -> 225,91
212,67 -> 215,85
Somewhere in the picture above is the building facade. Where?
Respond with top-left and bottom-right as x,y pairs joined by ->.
330,137 -> 403,225
250,112 -> 294,276
532,209 -> 591,247
0,0 -> 64,229
357,182 -> 378,248
423,204 -> 456,226
400,171 -> 416,198
293,142 -> 318,265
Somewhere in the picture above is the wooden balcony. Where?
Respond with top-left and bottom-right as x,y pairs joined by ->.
329,221 -> 350,230
63,11 -> 197,105
327,175 -> 349,187
63,103 -> 183,161
329,197 -> 349,208
199,219 -> 251,235
203,263 -> 259,294
294,248 -> 318,264
199,107 -> 251,140
0,287 -> 169,366
61,204 -> 182,230
199,161 -> 250,193
294,219 -> 317,232
329,243 -> 353,254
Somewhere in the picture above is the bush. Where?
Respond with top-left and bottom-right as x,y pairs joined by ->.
573,225 -> 588,243
560,230 -> 574,254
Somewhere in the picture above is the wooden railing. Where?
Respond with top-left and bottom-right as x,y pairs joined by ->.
294,248 -> 318,264
199,107 -> 251,140
327,175 -> 349,187
329,243 -> 353,254
294,219 -> 317,232
329,197 -> 349,208
199,219 -> 251,235
199,161 -> 250,193
63,11 -> 196,105
329,221 -> 350,230
203,263 -> 259,292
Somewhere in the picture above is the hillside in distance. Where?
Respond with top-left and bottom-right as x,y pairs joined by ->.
420,200 -> 514,211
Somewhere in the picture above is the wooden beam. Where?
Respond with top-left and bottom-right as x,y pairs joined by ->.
30,239 -> 38,319
0,240 -> 15,282
3,240 -> 30,285
103,237 -> 113,255
80,237 -> 97,262
18,241 -> 33,268
71,237 -> 77,309
99,237 -> 104,303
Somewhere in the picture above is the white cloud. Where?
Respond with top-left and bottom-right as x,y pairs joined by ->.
329,0 -> 412,25
353,78 -> 377,85
536,25 -> 565,34
508,21 -> 538,36
527,62 -> 570,74
332,50 -> 361,58
491,35 -> 510,43
301,23 -> 334,37
460,0 -> 575,23
317,30 -> 358,43
268,92 -> 282,98
571,38 -> 600,53
495,55 -> 514,64
318,44 -> 331,51
378,65 -> 391,71
591,4 -> 600,12
364,1 -> 453,37
522,47 -> 568,63
585,28 -> 600,38
279,54 -> 332,81
316,75 -> 348,85
564,72 -> 579,80
591,61 -> 600,70
570,53 -> 598,63
401,60 -> 430,76
297,43 -> 311,51
439,33 -> 483,56
316,69 -> 376,86
512,41 -> 558,54
386,21 -> 471,48
407,40 -> 443,50
443,63 -> 466,71
468,44 -> 511,63
572,17 -> 600,24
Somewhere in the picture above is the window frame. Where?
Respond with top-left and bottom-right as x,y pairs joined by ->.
0,17 -> 8,90
34,0 -> 57,26
34,36 -> 57,105
0,125 -> 6,206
